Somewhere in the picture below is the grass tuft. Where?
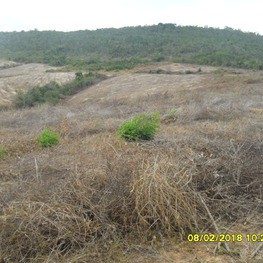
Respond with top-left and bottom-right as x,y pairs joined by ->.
37,128 -> 60,148
0,146 -> 6,158
118,113 -> 160,141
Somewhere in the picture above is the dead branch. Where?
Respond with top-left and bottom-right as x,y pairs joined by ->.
198,193 -> 231,253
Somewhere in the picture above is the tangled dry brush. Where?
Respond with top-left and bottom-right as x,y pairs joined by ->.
0,68 -> 262,262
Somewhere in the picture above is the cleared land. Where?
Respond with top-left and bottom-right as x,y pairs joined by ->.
0,63 -> 262,262
69,64 -> 217,104
0,61 -> 75,106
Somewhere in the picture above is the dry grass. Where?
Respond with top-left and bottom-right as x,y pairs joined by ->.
0,63 -> 262,262
0,138 -> 204,262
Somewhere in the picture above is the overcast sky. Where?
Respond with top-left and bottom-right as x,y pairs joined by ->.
1,0 -> 262,35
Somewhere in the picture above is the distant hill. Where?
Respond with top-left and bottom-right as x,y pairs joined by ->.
0,24 -> 263,70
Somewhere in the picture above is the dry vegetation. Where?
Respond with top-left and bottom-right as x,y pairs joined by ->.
0,63 -> 262,262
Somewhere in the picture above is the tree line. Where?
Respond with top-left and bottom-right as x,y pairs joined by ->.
0,24 -> 263,70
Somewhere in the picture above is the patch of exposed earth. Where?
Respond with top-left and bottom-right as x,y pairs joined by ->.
67,63 -> 240,106
68,73 -> 206,105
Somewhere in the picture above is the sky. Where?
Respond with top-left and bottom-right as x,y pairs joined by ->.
1,0 -> 262,35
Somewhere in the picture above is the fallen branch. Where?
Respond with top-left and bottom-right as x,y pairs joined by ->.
34,157 -> 42,184
198,193 -> 231,253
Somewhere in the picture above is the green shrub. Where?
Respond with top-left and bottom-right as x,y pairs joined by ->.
75,72 -> 84,81
37,128 -> 60,148
118,113 -> 160,141
14,73 -> 106,108
14,82 -> 62,108
0,146 -> 6,158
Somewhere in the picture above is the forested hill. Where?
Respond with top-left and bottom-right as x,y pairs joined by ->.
0,24 -> 263,70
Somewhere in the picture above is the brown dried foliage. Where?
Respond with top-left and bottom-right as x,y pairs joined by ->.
0,65 -> 262,262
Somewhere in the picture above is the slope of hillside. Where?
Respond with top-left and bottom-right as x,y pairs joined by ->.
67,63 -> 232,105
0,24 -> 263,69
0,63 -> 262,262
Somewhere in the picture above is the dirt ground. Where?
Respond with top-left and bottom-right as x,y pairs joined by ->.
67,63 -> 250,106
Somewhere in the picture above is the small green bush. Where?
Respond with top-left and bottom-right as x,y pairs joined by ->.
118,113 -> 160,141
37,129 -> 60,148
0,146 -> 6,158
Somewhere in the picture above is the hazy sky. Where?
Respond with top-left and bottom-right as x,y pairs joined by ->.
1,0 -> 262,34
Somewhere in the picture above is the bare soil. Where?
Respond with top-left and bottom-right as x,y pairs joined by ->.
67,63 -> 254,106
